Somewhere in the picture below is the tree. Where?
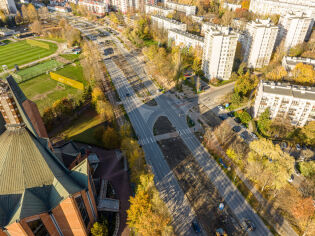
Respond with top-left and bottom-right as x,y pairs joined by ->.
291,197 -> 315,234
269,117 -> 293,138
236,110 -> 252,125
299,161 -> 315,178
247,139 -> 295,192
301,121 -> 315,146
292,63 -> 315,85
30,20 -> 42,35
257,108 -> 271,136
226,148 -> 242,166
15,11 -> 23,25
266,66 -> 287,81
127,174 -> 173,236
0,10 -> 7,25
288,43 -> 306,57
102,126 -> 120,149
234,71 -> 257,97
241,0 -> 250,10
91,222 -> 108,236
27,4 -> 38,22
21,5 -> 28,22
221,10 -> 234,26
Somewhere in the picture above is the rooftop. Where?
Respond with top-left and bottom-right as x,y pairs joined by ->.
166,1 -> 196,7
145,4 -> 172,10
151,15 -> 186,25
261,80 -> 315,101
169,29 -> 204,42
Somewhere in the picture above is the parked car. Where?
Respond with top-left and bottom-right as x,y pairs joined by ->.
288,174 -> 294,183
227,112 -> 234,117
234,117 -> 241,123
242,219 -> 256,232
281,142 -> 287,149
232,126 -> 241,133
219,114 -> 228,120
218,105 -> 225,111
192,220 -> 201,233
294,163 -> 301,176
240,124 -> 246,129
296,144 -> 301,151
250,133 -> 258,140
126,93 -> 130,97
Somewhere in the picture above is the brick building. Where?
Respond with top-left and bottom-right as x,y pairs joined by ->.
0,77 -> 98,236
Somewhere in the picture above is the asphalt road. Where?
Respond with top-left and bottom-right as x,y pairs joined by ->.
110,34 -> 272,236
66,15 -> 272,236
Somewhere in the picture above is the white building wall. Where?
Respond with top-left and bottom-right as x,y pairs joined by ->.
151,15 -> 187,31
145,4 -> 174,16
277,12 -> 312,50
254,81 -> 315,126
202,27 -> 238,80
246,19 -> 278,68
168,29 -> 204,49
165,1 -> 196,16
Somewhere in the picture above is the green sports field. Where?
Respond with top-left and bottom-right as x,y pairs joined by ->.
19,63 -> 86,114
0,40 -> 58,69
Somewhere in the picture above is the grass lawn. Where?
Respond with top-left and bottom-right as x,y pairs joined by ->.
60,109 -> 106,147
16,59 -> 63,81
60,54 -> 81,61
19,63 -> 86,113
39,37 -> 67,43
0,40 -> 57,69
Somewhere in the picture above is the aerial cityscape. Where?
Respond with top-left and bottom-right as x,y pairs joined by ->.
0,0 -> 314,235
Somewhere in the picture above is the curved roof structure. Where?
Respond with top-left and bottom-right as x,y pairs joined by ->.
0,77 -> 88,227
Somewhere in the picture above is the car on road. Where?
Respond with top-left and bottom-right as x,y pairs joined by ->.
232,126 -> 241,133
296,144 -> 301,151
242,219 -> 256,232
294,163 -> 301,176
126,93 -> 130,97
192,220 -> 201,233
250,133 -> 258,140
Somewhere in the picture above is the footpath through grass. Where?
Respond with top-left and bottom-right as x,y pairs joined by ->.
0,40 -> 57,69
19,63 -> 85,113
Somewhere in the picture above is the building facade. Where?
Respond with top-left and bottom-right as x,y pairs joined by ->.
245,19 -> 278,68
254,80 -> 315,126
165,1 -> 196,16
223,2 -> 242,11
0,0 -> 17,14
277,11 -> 312,50
151,15 -> 187,31
168,29 -> 204,49
0,77 -> 98,236
77,0 -> 109,15
202,25 -> 238,80
145,4 -> 174,17
282,56 -> 315,70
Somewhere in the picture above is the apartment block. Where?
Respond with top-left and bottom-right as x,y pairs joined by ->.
202,25 -> 238,80
277,12 -> 312,50
245,19 -> 278,68
165,1 -> 196,16
77,0 -> 109,15
282,56 -> 315,70
145,4 -> 174,17
168,29 -> 204,49
249,0 -> 315,39
223,2 -> 242,11
0,0 -> 17,14
151,15 -> 187,31
254,80 -> 315,126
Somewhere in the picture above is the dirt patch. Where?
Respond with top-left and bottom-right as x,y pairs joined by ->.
158,137 -> 243,235
31,84 -> 65,101
153,116 -> 176,136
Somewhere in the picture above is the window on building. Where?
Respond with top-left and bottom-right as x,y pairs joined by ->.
27,218 -> 49,236
75,195 -> 90,228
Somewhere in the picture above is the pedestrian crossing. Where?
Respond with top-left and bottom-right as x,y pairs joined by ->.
138,128 -> 194,145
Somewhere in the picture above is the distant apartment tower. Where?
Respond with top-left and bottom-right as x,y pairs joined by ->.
245,19 -> 278,68
145,4 -> 174,16
151,15 -> 187,31
0,0 -> 17,14
77,0 -> 109,15
165,1 -> 196,16
277,12 -> 312,50
202,25 -> 238,80
168,29 -> 204,49
254,80 -> 315,126
249,0 -> 315,39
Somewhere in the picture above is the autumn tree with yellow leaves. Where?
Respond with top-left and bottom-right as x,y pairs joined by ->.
292,63 -> 315,85
127,174 -> 173,236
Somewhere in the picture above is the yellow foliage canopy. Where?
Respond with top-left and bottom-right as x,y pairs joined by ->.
292,63 -> 315,85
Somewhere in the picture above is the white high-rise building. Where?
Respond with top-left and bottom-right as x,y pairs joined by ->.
277,12 -> 312,50
165,1 -> 196,16
0,0 -> 17,14
168,29 -> 204,49
202,26 -> 238,81
151,15 -> 187,31
145,4 -> 174,17
254,80 -> 315,126
245,19 -> 278,68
